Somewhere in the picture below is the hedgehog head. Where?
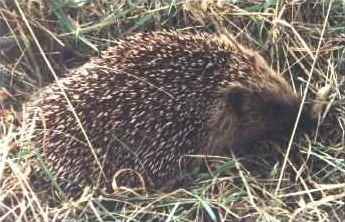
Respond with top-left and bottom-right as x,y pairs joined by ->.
227,87 -> 314,144
222,49 -> 316,146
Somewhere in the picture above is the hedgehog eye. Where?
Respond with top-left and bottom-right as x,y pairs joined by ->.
266,101 -> 285,117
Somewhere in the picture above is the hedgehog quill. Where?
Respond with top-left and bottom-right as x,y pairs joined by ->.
25,31 -> 315,197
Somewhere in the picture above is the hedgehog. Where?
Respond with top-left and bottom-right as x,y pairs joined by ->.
24,31 -> 314,196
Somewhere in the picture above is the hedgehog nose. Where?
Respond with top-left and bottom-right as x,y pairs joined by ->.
297,107 -> 317,133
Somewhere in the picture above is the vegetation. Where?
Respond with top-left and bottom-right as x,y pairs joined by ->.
1,0 -> 344,221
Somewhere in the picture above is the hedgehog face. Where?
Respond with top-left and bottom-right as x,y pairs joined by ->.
227,89 -> 315,144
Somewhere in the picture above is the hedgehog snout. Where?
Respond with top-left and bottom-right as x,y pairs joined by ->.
295,102 -> 318,135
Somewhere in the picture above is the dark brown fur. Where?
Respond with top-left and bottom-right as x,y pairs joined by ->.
25,31 -> 314,195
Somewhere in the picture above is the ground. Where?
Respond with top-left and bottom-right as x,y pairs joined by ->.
0,0 -> 344,221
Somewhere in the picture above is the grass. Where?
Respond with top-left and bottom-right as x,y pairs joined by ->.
1,0 -> 345,221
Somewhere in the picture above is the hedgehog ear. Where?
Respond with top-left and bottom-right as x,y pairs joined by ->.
227,89 -> 246,109
226,88 -> 252,117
